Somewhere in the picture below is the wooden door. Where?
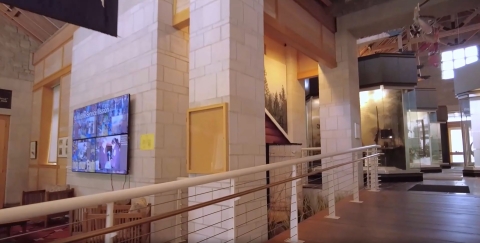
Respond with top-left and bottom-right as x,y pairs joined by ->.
0,115 -> 10,209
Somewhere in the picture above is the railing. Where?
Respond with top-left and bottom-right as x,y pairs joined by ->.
0,145 -> 381,243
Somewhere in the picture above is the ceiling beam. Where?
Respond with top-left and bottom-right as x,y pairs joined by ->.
293,0 -> 336,32
369,22 -> 480,52
0,5 -> 43,42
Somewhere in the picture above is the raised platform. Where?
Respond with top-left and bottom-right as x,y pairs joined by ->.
441,163 -> 452,169
364,166 -> 423,183
410,164 -> 442,173
463,167 -> 480,177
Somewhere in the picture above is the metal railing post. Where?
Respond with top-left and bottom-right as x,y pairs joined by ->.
369,147 -> 380,192
286,165 -> 304,243
105,202 -> 115,243
365,149 -> 371,190
325,157 -> 339,219
351,152 -> 362,203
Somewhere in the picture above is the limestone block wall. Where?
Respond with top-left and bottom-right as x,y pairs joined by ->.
0,17 -> 39,204
67,0 -> 189,240
68,0 -> 160,195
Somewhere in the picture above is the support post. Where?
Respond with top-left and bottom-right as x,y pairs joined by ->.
286,165 -> 304,243
365,149 -> 371,190
105,202 -> 115,243
325,158 -> 339,219
369,148 -> 380,192
351,152 -> 362,203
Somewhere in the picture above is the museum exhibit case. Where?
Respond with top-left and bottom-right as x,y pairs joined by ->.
458,94 -> 476,167
305,77 -> 320,155
305,96 -> 320,149
403,88 -> 441,171
454,54 -> 480,176
360,86 -> 407,169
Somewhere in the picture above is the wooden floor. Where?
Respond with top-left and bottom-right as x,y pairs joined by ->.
267,190 -> 480,243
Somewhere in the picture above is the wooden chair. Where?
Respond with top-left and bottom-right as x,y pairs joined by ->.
70,204 -> 143,235
81,209 -> 151,243
21,190 -> 46,205
45,188 -> 75,227
21,190 -> 47,225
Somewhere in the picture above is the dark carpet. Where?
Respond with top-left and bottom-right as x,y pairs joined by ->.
408,184 -> 471,193
0,221 -> 70,242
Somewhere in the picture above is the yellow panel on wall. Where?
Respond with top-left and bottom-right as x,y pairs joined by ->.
140,134 -> 155,150
62,40 -> 73,67
34,60 -> 44,84
187,103 -> 228,174
44,48 -> 63,78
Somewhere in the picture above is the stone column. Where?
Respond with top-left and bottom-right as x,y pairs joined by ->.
318,30 -> 362,194
286,46 -> 306,145
188,0 -> 267,242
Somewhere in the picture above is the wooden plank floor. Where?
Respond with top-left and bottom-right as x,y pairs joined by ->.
267,190 -> 480,243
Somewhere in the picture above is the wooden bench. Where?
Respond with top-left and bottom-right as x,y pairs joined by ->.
45,188 -> 75,227
0,219 -> 29,237
21,188 -> 75,227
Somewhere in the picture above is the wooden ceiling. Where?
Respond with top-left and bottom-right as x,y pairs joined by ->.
0,4 -> 65,43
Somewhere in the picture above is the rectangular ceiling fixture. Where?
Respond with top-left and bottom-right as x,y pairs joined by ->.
0,0 -> 118,36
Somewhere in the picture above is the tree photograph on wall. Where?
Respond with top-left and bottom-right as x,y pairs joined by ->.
264,68 -> 288,132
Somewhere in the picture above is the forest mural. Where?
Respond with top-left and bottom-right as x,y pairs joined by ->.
264,55 -> 288,133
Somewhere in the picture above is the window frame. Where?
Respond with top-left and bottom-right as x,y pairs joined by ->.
441,45 -> 478,80
47,84 -> 61,164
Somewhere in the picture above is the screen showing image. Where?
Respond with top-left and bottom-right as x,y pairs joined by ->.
73,104 -> 97,140
72,94 -> 130,175
72,138 -> 96,173
95,134 -> 128,175
96,94 -> 129,137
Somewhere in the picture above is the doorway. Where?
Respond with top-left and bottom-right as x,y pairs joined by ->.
0,115 -> 10,209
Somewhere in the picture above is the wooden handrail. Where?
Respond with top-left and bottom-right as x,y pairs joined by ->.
53,153 -> 381,243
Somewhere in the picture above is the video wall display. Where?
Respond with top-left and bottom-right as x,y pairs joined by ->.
72,94 -> 130,175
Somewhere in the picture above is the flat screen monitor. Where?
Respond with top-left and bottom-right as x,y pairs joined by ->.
95,134 -> 128,175
72,94 -> 130,175
96,94 -> 129,137
72,138 -> 96,173
72,104 -> 97,140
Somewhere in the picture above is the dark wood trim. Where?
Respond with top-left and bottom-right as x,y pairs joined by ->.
440,123 -> 451,164
358,52 -> 416,61
463,169 -> 480,177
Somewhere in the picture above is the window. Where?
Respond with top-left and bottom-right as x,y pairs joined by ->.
441,45 -> 478,80
48,85 -> 60,164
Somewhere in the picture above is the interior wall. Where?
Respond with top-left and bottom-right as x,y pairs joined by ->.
264,36 -> 307,144
29,36 -> 73,191
67,0 -> 162,196
0,17 -> 39,204
264,36 -> 288,133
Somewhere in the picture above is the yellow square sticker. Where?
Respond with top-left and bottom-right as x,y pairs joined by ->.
140,134 -> 155,150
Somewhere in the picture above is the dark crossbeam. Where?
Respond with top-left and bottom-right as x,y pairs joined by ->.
0,0 -> 118,36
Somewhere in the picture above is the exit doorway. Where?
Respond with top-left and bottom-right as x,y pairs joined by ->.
0,115 -> 10,209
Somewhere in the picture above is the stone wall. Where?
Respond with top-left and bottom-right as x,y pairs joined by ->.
0,17 -> 39,204
67,0 -> 188,240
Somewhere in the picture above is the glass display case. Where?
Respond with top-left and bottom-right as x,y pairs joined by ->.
305,96 -> 321,154
360,86 -> 406,169
429,122 -> 443,165
458,94 -> 479,167
402,90 -> 441,170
